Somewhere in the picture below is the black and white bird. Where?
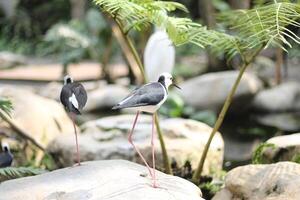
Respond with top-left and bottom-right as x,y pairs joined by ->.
60,75 -> 87,166
0,142 -> 13,168
112,72 -> 180,187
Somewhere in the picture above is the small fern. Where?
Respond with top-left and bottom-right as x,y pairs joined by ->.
252,143 -> 276,164
0,167 -> 47,182
0,98 -> 13,117
94,0 -> 300,61
291,153 -> 300,164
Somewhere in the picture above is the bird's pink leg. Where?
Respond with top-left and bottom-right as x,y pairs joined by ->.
151,113 -> 157,188
128,111 -> 153,177
71,113 -> 81,166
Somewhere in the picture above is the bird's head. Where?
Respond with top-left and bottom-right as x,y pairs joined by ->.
158,72 -> 181,90
1,142 -> 10,152
63,75 -> 73,85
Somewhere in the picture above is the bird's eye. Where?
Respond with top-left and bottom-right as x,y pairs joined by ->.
170,77 -> 173,81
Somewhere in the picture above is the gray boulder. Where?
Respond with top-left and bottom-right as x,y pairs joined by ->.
0,160 -> 204,200
213,162 -> 300,200
180,71 -> 263,113
254,113 -> 300,132
252,82 -> 300,112
84,84 -> 129,112
262,133 -> 300,163
48,115 -> 224,175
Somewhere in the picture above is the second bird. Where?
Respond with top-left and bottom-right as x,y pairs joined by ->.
112,72 -> 180,187
0,142 -> 13,168
60,75 -> 87,166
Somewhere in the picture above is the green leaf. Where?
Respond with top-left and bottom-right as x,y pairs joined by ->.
0,167 -> 47,182
291,153 -> 300,163
0,98 -> 13,117
190,110 -> 217,127
252,143 -> 276,164
219,2 -> 300,53
94,0 -> 300,61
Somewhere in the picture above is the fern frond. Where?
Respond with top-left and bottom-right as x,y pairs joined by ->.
93,0 -> 188,31
252,143 -> 276,164
0,167 -> 47,182
94,0 -> 238,57
94,0 -> 300,61
45,23 -> 91,48
220,2 -> 300,51
0,98 -> 13,117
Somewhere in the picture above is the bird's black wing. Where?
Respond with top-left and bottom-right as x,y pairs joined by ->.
113,82 -> 165,109
60,85 -> 73,112
0,153 -> 13,168
72,83 -> 88,110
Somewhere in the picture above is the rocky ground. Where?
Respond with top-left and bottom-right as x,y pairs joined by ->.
0,160 -> 204,200
213,162 -> 300,200
48,115 -> 224,173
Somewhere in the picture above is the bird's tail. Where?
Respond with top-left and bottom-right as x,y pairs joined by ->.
73,107 -> 81,115
112,104 -> 121,110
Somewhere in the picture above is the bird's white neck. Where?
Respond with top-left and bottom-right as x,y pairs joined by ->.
164,79 -> 172,90
64,76 -> 73,85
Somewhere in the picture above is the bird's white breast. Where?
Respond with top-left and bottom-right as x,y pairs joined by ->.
137,83 -> 168,114
69,93 -> 79,109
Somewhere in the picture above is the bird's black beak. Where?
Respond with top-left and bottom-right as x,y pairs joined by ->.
172,83 -> 181,89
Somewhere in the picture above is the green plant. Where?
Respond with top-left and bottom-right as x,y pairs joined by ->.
0,99 -> 44,151
0,167 -> 46,182
0,98 -> 13,117
252,143 -> 276,164
159,92 -> 185,118
94,0 -> 193,174
190,110 -> 217,127
199,169 -> 226,199
44,8 -> 115,76
200,182 -> 222,198
291,153 -> 300,163
94,0 -> 300,181
192,1 -> 300,183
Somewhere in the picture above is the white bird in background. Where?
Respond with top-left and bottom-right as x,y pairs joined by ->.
144,28 -> 175,82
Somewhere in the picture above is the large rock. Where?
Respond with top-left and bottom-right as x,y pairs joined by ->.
84,84 -> 129,112
48,115 -> 224,175
180,71 -> 263,113
0,160 -> 204,200
250,56 -> 276,84
213,162 -> 300,200
252,82 -> 300,112
254,113 -> 300,132
0,87 -> 73,148
261,133 -> 300,163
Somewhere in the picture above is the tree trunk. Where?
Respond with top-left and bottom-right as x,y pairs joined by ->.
101,32 -> 114,83
111,22 -> 144,84
228,0 -> 251,9
199,0 -> 224,72
70,0 -> 86,20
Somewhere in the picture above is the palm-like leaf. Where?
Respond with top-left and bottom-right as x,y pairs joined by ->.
0,167 -> 47,182
94,0 -> 300,61
220,2 -> 300,52
0,98 -> 13,117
